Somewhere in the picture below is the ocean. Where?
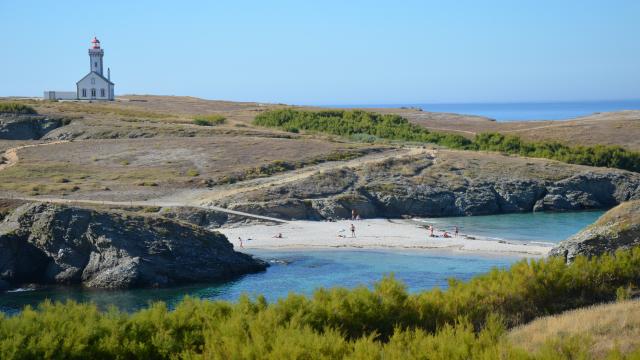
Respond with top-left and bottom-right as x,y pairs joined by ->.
0,210 -> 603,314
321,99 -> 640,122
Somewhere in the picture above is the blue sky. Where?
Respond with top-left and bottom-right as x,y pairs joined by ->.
1,0 -> 639,104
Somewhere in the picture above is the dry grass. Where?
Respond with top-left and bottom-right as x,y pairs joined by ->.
401,108 -> 640,151
509,299 -> 640,358
0,136 -> 367,199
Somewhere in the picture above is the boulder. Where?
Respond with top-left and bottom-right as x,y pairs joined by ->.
0,203 -> 267,289
550,200 -> 640,262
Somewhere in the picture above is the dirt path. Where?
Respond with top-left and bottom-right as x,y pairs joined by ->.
1,139 -> 431,222
13,196 -> 291,224
0,140 -> 69,171
189,146 -> 435,205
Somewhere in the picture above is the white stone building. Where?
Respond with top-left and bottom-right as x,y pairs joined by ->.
76,37 -> 115,100
44,37 -> 115,101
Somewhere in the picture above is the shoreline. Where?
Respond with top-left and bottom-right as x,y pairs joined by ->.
218,218 -> 554,257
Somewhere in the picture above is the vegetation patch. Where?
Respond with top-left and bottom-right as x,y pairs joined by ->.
193,114 -> 226,126
0,102 -> 37,115
254,109 -> 640,172
2,247 -> 640,358
215,149 -> 374,184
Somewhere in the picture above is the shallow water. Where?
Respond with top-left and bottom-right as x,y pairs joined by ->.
0,211 -> 602,314
417,210 -> 605,244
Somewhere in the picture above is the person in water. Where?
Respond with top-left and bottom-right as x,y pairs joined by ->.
350,223 -> 356,237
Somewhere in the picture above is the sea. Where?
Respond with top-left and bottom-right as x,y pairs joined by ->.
0,211 -> 604,314
321,99 -> 640,122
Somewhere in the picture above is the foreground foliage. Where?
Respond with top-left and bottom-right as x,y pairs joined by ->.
2,247 -> 640,358
0,102 -> 37,115
254,109 -> 640,172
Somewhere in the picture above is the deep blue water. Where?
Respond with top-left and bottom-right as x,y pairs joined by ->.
321,99 -> 640,121
0,211 -> 603,314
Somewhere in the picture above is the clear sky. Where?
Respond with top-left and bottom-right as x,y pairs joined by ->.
1,0 -> 639,104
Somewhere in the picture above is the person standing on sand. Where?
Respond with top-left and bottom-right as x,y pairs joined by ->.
429,225 -> 434,238
350,223 -> 356,238
454,226 -> 459,237
238,237 -> 244,249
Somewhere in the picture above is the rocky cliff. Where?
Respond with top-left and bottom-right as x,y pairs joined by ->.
0,114 -> 69,140
211,151 -> 640,221
0,203 -> 267,289
550,200 -> 640,262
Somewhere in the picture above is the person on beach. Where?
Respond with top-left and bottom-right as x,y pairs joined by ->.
237,237 -> 244,249
273,233 -> 283,239
350,223 -> 356,238
429,225 -> 434,238
443,231 -> 451,238
454,226 -> 459,237
351,209 -> 357,220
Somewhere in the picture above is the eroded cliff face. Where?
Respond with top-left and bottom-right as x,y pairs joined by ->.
0,114 -> 69,140
207,153 -> 640,221
0,203 -> 266,289
550,200 -> 640,262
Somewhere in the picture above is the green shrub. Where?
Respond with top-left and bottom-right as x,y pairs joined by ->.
2,247 -> 640,358
0,102 -> 37,115
186,169 -> 200,177
254,109 -> 640,172
193,114 -> 226,126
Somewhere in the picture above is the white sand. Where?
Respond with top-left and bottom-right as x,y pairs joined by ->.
218,218 -> 552,257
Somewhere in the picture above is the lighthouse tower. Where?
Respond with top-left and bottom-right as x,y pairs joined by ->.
76,37 -> 115,100
88,37 -> 104,75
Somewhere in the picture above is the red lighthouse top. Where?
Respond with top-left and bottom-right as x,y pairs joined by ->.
91,37 -> 101,49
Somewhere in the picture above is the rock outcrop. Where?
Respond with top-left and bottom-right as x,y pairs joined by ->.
550,200 -> 640,262
0,203 -> 267,289
215,153 -> 640,221
0,114 -> 69,140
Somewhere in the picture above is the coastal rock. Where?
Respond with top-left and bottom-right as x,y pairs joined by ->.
550,200 -> 640,262
0,203 -> 267,289
161,206 -> 230,228
0,114 -> 69,140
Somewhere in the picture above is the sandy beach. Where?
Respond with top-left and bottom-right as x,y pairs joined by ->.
218,218 -> 553,257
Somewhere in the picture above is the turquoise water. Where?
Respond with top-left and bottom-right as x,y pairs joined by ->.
419,210 -> 605,244
323,100 -> 640,121
0,211 -> 603,314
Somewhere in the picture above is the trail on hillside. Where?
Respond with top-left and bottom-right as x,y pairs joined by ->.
0,138 -> 432,222
0,140 -> 69,171
188,147 -> 435,205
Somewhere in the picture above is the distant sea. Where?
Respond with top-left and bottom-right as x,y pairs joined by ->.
320,99 -> 640,122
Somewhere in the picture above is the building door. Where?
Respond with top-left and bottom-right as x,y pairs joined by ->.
91,88 -> 96,99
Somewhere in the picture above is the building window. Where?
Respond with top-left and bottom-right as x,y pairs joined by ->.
91,78 -> 95,84
91,88 -> 96,97
82,88 -> 87,97
100,88 -> 105,97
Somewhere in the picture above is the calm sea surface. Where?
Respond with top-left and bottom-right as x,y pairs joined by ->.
322,100 -> 640,121
0,211 -> 603,314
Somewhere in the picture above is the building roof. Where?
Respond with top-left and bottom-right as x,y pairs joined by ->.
76,71 -> 114,85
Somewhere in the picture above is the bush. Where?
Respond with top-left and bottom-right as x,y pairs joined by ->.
0,102 -> 37,114
2,247 -> 640,358
193,114 -> 226,126
254,109 -> 640,172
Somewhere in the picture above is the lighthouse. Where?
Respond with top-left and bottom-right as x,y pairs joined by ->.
76,37 -> 115,100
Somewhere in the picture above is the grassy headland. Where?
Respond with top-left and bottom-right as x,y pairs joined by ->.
2,246 -> 640,358
254,109 -> 640,172
0,102 -> 37,115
